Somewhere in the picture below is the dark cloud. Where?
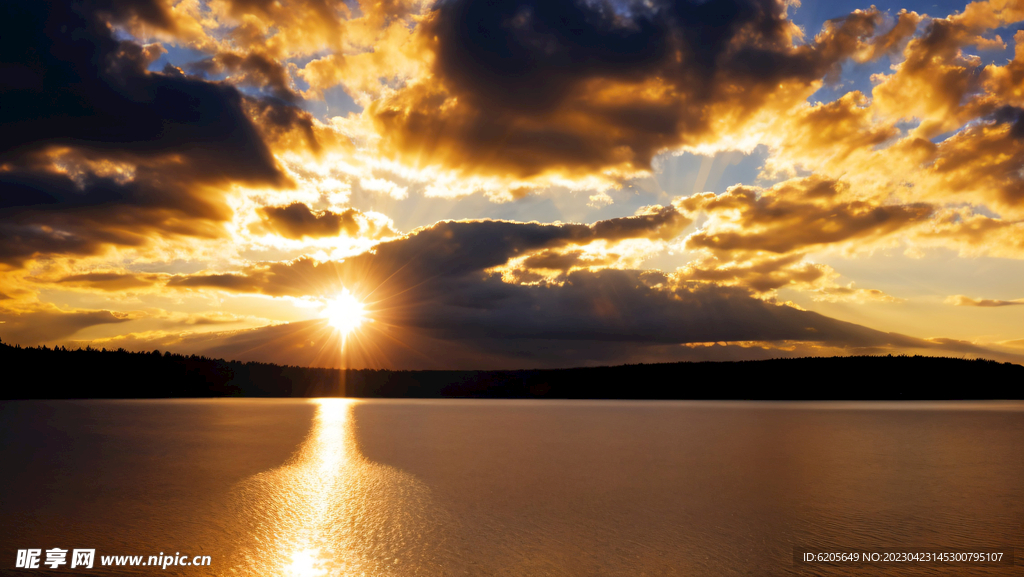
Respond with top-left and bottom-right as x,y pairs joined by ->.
169,272 -> 267,293
86,0 -> 177,30
0,165 -> 227,266
590,204 -> 692,241
521,249 -> 615,272
56,272 -> 157,291
188,51 -> 301,103
163,217 -> 942,368
0,309 -> 128,346
80,313 -> 1024,369
990,106 -> 1024,139
0,1 -> 305,267
0,2 -> 285,182
372,0 -> 902,177
90,313 -> 1024,370
427,0 -> 872,111
173,208 -> 692,296
244,98 -> 338,156
254,203 -> 397,240
385,267 -> 909,348
860,9 -> 922,60
169,221 -> 589,296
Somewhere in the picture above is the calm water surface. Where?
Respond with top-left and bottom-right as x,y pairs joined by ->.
1,399 -> 1022,576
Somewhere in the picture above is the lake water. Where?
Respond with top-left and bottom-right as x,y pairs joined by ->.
1,399 -> 1022,576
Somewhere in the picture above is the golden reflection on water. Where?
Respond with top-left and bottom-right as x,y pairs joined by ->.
228,399 -> 449,577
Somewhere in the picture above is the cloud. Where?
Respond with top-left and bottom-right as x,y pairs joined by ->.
917,120 -> 1024,214
153,217 -> 951,368
679,176 -> 933,256
0,164 -> 229,266
68,291 -> 1022,370
679,253 -> 830,293
253,203 -> 397,240
4,0 -> 1024,369
55,272 -> 159,291
244,97 -> 348,157
171,207 -> 693,294
0,1 -> 304,268
187,50 -> 301,102
729,8 -> 1024,259
945,295 -> 1024,307
872,1 -> 1024,138
1000,338 -> 1024,349
674,252 -> 903,302
0,308 -> 129,345
0,2 -> 285,183
367,0 -> 904,180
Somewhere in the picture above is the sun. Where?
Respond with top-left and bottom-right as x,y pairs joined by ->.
322,289 -> 368,335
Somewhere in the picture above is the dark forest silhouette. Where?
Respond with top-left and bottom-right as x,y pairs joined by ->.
1,339 -> 1021,400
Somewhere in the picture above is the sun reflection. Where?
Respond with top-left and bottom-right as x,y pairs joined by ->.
228,399 -> 451,577
285,549 -> 327,577
322,289 -> 369,335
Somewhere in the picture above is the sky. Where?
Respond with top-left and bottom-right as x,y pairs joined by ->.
2,0 -> 1024,369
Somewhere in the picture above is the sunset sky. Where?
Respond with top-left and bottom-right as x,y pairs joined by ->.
2,0 -> 1024,369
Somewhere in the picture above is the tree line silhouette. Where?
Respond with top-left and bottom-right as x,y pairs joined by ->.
1,338 -> 1021,399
